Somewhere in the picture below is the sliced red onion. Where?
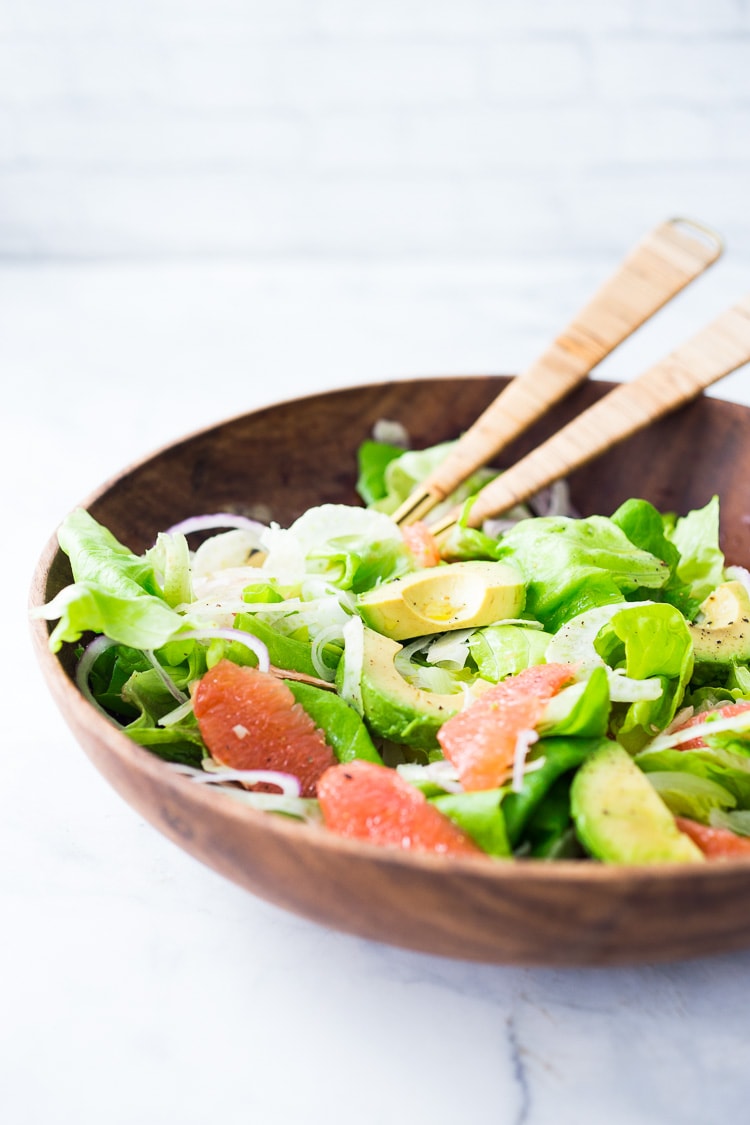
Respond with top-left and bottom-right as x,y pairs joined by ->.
165,513 -> 268,536
398,760 -> 464,794
223,790 -> 323,822
76,636 -> 124,727
195,769 -> 302,796
169,762 -> 301,796
650,710 -> 750,751
177,628 -> 270,672
511,729 -> 539,793
523,757 -> 546,775
663,705 -> 695,735
158,698 -> 195,727
310,624 -> 343,683
144,648 -> 188,704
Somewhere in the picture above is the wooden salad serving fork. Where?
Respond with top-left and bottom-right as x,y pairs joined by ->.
390,218 -> 750,538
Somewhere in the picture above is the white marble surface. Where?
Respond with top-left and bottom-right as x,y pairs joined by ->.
5,259 -> 750,1125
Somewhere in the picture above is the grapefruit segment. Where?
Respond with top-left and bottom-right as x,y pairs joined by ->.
675,816 -> 750,858
437,663 -> 575,791
671,702 -> 750,749
317,760 -> 481,856
402,521 -> 441,568
193,659 -> 336,796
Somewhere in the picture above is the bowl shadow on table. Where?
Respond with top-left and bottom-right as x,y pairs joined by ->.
30,376 -> 750,967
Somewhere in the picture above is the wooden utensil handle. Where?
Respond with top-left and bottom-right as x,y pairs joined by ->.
446,296 -> 750,530
394,218 -> 722,525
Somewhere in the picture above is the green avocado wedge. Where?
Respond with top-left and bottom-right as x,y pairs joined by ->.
689,581 -> 750,667
339,626 -> 464,749
357,560 -> 525,641
570,741 -> 704,864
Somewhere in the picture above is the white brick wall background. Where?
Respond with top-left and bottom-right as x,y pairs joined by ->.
2,0 -> 750,263
3,0 -> 750,496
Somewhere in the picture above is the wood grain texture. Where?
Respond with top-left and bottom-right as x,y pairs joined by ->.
450,295 -> 750,528
29,376 -> 750,966
394,219 -> 722,525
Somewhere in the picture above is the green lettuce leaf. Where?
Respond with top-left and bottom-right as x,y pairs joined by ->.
356,440 -> 405,506
522,776 -> 583,859
285,681 -> 383,765
40,584 -> 188,653
36,508 -> 188,652
538,667 -> 611,739
469,624 -> 551,682
439,497 -> 506,562
610,498 -> 691,608
709,808 -> 750,836
595,602 -> 693,751
59,508 -> 162,597
636,744 -> 750,808
644,770 -> 736,823
125,714 -> 206,768
234,613 -> 340,678
502,736 -> 603,846
368,440 -> 495,517
430,789 -> 511,857
496,515 -> 670,631
665,496 -> 725,616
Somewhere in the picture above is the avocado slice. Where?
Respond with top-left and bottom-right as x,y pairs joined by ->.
689,581 -> 750,666
357,561 -> 525,641
340,626 -> 463,749
570,741 -> 704,863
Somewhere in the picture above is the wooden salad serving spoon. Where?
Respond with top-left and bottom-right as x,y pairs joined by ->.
392,217 -> 724,531
430,292 -> 750,537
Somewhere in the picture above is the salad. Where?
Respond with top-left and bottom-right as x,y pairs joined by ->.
35,429 -> 750,864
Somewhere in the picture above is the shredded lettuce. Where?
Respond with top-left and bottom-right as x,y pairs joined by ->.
261,504 -> 412,592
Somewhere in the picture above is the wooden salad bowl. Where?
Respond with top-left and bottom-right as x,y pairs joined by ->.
30,376 -> 750,966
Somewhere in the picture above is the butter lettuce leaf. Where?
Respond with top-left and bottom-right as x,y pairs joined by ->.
665,496 -> 725,616
496,515 -> 670,631
39,583 -> 188,653
234,612 -> 341,678
539,667 -> 611,739
35,508 -> 189,652
469,624 -> 551,682
502,737 -> 604,846
523,775 -> 583,859
431,789 -> 511,857
594,603 -> 694,751
285,680 -> 382,765
365,440 -> 495,518
356,440 -> 405,506
636,744 -> 750,808
644,770 -> 736,823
